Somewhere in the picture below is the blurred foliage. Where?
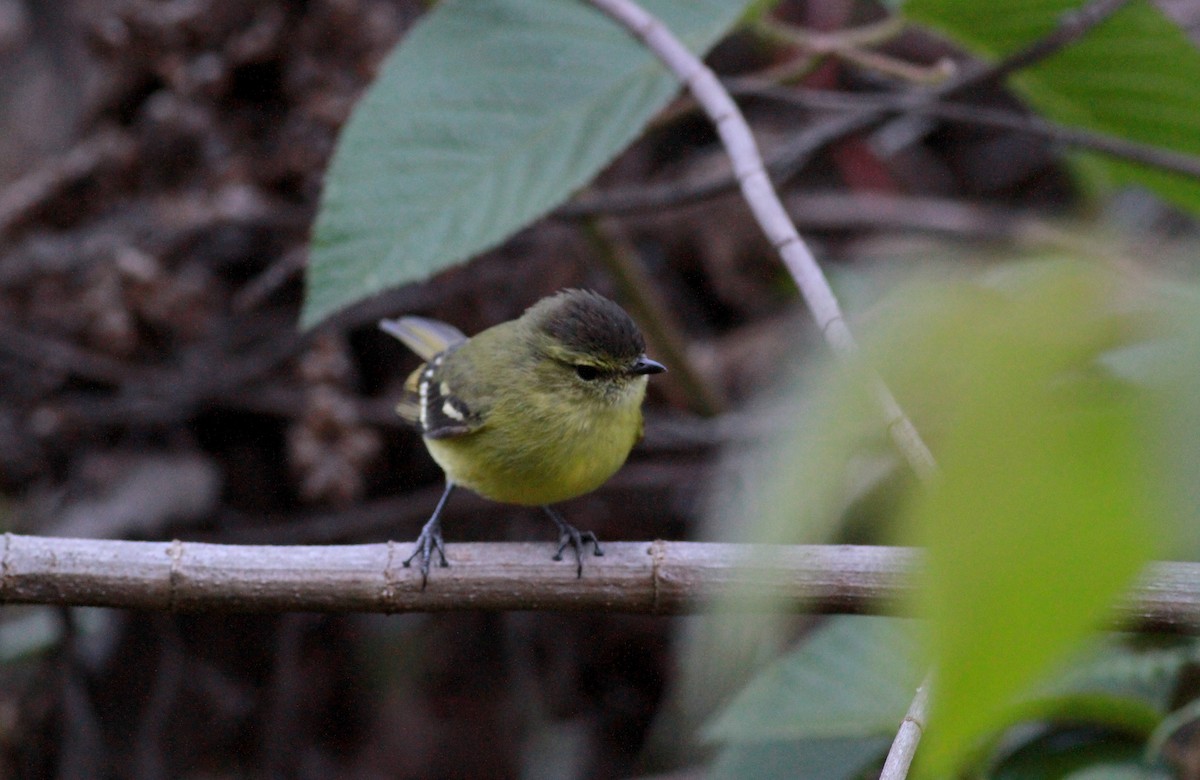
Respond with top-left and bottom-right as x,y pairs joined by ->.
902,0 -> 1200,214
890,261 -> 1158,774
699,257 -> 1200,776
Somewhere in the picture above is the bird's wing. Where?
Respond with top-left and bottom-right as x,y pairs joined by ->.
381,316 -> 479,437
379,316 -> 467,361
395,346 -> 484,439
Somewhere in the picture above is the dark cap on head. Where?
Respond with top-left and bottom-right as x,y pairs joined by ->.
527,289 -> 646,362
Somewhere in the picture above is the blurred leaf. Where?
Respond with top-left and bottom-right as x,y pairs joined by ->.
1064,767 -> 1173,780
1010,692 -> 1161,736
902,0 -> 1200,215
972,637 -> 1194,773
1146,297 -> 1200,560
1039,637 -> 1197,715
303,0 -> 749,326
0,608 -> 60,662
710,736 -> 891,780
991,727 -> 1163,780
704,616 -> 924,742
871,261 -> 1159,775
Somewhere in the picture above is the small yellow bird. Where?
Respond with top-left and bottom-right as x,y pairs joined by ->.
380,289 -> 666,582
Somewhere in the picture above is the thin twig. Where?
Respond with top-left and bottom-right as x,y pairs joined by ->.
563,0 -> 1134,219
558,108 -> 878,217
755,16 -> 907,54
880,673 -> 933,780
730,83 -> 1200,181
756,16 -> 953,85
0,128 -> 137,240
971,0 -> 1131,85
0,320 -> 160,386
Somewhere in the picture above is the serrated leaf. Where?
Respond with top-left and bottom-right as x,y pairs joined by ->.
902,0 -> 1200,215
303,0 -> 748,326
703,616 -> 924,743
870,261 -> 1159,776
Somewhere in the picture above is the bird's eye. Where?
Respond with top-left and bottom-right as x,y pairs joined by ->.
575,364 -> 600,381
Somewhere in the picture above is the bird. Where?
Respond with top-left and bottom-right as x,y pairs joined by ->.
380,289 -> 666,584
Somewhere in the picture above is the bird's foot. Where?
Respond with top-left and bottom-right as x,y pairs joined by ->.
403,517 -> 449,588
544,507 -> 604,578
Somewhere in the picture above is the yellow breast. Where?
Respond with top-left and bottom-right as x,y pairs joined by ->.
424,387 -> 645,506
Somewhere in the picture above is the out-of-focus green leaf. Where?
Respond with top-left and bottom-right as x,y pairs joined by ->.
868,261 -> 1159,776
992,727 -> 1164,780
703,617 -> 919,780
1148,296 -> 1200,561
902,0 -> 1200,215
1008,693 -> 1161,737
975,637 -> 1193,773
302,0 -> 749,326
1039,638 -> 1196,715
710,736 -> 891,780
704,616 -> 924,742
1065,767 -> 1173,780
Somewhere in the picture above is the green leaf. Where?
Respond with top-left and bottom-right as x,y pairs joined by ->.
871,261 -> 1159,776
302,0 -> 748,326
902,0 -> 1200,215
1038,637 -> 1197,715
1147,297 -> 1200,561
711,736 -> 891,780
973,637 -> 1194,772
704,616 -> 924,743
992,727 -> 1164,780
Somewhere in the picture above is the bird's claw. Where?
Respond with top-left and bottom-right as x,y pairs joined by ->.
403,521 -> 448,588
546,510 -> 604,578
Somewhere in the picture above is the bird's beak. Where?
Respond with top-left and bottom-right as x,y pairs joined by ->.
631,356 -> 667,375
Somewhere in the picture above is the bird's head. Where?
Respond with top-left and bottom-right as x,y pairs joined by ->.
522,289 -> 665,405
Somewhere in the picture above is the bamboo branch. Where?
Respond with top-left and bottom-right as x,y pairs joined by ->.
880,673 -> 933,780
0,535 -> 915,613
1,535 -> 1199,632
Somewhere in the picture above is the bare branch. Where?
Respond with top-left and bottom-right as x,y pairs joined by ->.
0,535 -> 916,613
880,673 -> 933,780
0,128 -> 137,240
563,0 -> 1137,219
730,84 -> 1200,181
969,0 -> 1131,86
1,535 -> 1199,633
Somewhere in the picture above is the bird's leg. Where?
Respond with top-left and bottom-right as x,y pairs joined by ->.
404,482 -> 457,586
542,506 -> 604,577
